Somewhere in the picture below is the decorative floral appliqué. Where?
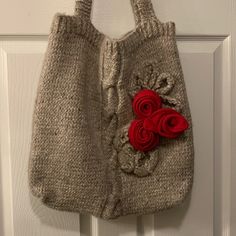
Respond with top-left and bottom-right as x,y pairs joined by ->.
115,62 -> 189,177
128,89 -> 189,153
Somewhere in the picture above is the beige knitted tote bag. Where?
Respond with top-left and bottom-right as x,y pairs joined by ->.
29,0 -> 194,219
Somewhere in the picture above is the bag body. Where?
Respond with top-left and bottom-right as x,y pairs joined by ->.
29,0 -> 194,219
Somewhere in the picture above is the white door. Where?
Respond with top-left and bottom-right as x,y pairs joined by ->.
0,0 -> 236,235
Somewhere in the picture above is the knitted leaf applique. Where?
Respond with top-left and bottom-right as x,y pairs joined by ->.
114,125 -> 161,177
129,61 -> 183,112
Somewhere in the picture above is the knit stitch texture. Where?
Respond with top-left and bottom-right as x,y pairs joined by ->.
28,0 -> 194,219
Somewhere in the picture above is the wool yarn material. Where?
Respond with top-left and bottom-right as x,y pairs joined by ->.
28,0 -> 194,219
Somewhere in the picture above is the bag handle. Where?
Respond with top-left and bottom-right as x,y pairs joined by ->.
74,0 -> 157,24
130,0 -> 157,24
75,0 -> 93,20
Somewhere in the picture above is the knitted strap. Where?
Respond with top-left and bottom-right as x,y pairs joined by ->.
75,0 -> 93,19
130,0 -> 157,24
74,0 -> 157,24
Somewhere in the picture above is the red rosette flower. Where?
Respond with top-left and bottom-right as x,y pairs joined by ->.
132,89 -> 162,118
128,119 -> 160,152
128,89 -> 189,153
146,108 -> 189,139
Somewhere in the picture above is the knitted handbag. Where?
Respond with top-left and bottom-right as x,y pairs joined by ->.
29,0 -> 194,219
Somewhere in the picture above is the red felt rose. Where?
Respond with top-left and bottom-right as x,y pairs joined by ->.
133,89 -> 162,118
149,108 -> 189,139
128,119 -> 160,152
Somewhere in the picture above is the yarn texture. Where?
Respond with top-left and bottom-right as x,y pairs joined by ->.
28,0 -> 194,219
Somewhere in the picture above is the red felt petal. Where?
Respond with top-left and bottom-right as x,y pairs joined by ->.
128,119 -> 160,152
149,108 -> 189,139
132,89 -> 162,118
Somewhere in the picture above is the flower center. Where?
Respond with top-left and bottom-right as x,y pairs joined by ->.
168,117 -> 177,127
143,104 -> 150,110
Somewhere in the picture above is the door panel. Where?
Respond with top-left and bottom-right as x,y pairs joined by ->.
0,0 -> 235,236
